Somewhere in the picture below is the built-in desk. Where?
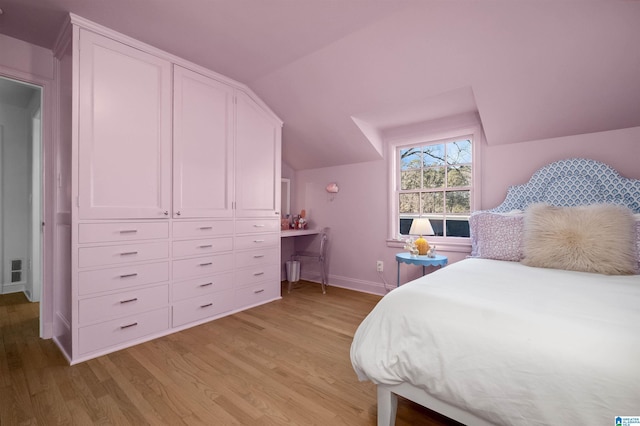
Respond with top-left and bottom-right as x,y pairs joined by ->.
281,229 -> 320,238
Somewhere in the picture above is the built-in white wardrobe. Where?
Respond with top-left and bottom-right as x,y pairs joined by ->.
53,14 -> 282,363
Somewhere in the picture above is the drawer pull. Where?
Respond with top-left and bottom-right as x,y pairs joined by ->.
253,271 -> 265,276
254,239 -> 265,243
120,322 -> 138,329
199,226 -> 213,230
253,255 -> 265,258
199,282 -> 213,287
120,251 -> 138,256
200,303 -> 213,308
254,289 -> 265,294
119,273 -> 138,278
199,244 -> 213,248
253,224 -> 265,228
119,229 -> 137,234
199,262 -> 213,267
120,298 -> 138,304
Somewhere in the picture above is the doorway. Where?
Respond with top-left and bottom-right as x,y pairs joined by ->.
0,76 -> 42,304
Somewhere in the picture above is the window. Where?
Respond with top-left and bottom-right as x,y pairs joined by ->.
395,136 -> 474,241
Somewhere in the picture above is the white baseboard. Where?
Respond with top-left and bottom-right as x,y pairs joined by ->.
299,272 -> 391,296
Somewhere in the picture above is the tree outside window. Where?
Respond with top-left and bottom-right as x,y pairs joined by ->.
398,138 -> 472,238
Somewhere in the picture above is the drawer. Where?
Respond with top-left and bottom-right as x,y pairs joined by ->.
172,252 -> 234,280
78,307 -> 169,355
172,237 -> 233,258
173,220 -> 233,239
172,271 -> 234,302
78,241 -> 169,268
234,247 -> 280,268
78,261 -> 169,296
172,289 -> 235,328
235,282 -> 280,310
79,222 -> 168,243
235,219 -> 279,235
235,233 -> 280,250
79,284 -> 169,325
235,264 -> 280,287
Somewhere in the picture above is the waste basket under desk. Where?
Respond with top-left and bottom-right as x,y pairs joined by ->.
280,229 -> 321,283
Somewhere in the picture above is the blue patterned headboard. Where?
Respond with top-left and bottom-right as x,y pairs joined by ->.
489,158 -> 640,214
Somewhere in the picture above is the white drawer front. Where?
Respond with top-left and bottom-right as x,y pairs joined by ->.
235,233 -> 280,250
78,307 -> 169,355
235,264 -> 280,287
172,237 -> 233,258
235,282 -> 280,309
172,272 -> 234,302
172,289 -> 235,328
78,261 -> 169,296
79,284 -> 169,325
234,247 -> 280,268
173,220 -> 233,238
172,252 -> 234,280
235,219 -> 279,235
78,241 -> 169,268
79,222 -> 168,243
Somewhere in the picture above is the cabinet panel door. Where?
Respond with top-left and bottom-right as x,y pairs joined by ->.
173,66 -> 234,218
78,29 -> 171,219
235,91 -> 281,218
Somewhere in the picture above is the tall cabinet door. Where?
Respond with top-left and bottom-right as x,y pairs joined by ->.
235,91 -> 282,218
173,66 -> 234,218
77,29 -> 171,219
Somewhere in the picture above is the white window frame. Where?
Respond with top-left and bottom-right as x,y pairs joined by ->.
385,114 -> 482,253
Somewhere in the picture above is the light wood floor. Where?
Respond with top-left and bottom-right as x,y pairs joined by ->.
0,282 -> 461,425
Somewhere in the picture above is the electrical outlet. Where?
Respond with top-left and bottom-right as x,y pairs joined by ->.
376,260 -> 384,272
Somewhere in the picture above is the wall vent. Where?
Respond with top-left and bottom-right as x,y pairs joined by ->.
10,259 -> 23,283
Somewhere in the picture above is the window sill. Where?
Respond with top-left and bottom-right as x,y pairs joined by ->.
386,238 -> 472,253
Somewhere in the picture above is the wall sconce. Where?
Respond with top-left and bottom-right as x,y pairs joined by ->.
326,182 -> 339,201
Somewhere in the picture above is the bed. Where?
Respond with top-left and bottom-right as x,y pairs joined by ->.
351,158 -> 640,426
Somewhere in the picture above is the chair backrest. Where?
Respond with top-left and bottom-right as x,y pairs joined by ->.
319,228 -> 329,259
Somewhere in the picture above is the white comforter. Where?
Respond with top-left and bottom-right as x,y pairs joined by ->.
351,258 -> 640,426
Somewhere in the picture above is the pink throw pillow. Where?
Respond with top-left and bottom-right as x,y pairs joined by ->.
470,211 -> 524,262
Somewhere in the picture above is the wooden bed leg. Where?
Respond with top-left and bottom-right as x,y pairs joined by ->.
377,386 -> 398,426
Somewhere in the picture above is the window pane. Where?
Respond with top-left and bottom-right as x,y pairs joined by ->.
401,170 -> 421,190
422,144 -> 445,166
399,218 -> 414,235
400,148 -> 421,170
423,167 -> 444,188
445,190 -> 470,213
422,192 -> 444,213
447,140 -> 472,164
429,219 -> 444,236
447,165 -> 471,187
399,193 -> 420,214
446,219 -> 470,237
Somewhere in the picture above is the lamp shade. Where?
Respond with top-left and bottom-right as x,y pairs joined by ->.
409,218 -> 434,236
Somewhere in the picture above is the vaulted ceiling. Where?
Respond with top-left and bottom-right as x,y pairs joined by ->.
1,0 -> 639,170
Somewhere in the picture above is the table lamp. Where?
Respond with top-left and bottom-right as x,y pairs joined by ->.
409,218 -> 434,255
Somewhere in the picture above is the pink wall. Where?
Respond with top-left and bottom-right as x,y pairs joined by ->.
291,125 -> 640,295
481,126 -> 640,209
0,34 -> 54,80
